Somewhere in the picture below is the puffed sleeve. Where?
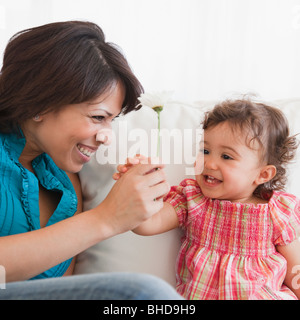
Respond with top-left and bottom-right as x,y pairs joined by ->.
164,178 -> 205,228
270,191 -> 300,246
164,183 -> 188,228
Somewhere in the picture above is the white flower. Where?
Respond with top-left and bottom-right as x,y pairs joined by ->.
137,91 -> 171,112
137,91 -> 172,157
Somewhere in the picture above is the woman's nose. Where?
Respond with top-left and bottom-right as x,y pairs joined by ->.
96,128 -> 113,146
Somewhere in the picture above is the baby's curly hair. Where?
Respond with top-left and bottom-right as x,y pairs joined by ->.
202,98 -> 299,199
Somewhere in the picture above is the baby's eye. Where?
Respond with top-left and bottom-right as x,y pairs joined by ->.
200,148 -> 209,154
222,154 -> 233,160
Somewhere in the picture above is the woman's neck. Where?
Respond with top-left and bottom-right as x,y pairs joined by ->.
19,143 -> 42,173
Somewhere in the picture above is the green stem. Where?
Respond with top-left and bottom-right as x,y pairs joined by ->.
153,106 -> 163,158
157,110 -> 161,157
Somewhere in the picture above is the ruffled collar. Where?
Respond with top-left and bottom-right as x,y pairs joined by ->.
2,128 -> 27,160
0,128 -> 78,228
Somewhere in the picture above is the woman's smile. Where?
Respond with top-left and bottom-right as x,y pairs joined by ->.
21,82 -> 124,173
76,143 -> 98,159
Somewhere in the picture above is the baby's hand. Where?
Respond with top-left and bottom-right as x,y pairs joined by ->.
113,155 -> 147,180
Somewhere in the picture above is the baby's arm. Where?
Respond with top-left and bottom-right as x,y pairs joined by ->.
133,202 -> 179,236
277,239 -> 300,299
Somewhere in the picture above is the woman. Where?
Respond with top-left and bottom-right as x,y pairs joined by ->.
0,21 -> 180,299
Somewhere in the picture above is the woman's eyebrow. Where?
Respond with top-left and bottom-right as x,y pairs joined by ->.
102,109 -> 113,117
90,107 -> 113,117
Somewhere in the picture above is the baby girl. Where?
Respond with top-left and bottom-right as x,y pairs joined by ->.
115,99 -> 300,300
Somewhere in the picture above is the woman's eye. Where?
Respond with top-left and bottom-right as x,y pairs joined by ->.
92,116 -> 105,122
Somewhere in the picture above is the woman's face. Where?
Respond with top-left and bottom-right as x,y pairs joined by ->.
23,81 -> 125,173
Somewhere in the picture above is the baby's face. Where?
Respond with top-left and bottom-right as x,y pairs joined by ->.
195,121 -> 264,203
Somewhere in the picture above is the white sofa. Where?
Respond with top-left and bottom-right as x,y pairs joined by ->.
74,98 -> 300,287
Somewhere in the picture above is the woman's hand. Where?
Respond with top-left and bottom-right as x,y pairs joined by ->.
0,155 -> 168,282
112,154 -> 148,180
98,159 -> 169,236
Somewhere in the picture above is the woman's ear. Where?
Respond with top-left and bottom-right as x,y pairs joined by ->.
33,114 -> 43,122
255,165 -> 277,185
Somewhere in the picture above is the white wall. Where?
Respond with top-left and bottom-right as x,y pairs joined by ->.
0,0 -> 299,102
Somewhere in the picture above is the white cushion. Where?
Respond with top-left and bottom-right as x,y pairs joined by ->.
74,98 -> 300,286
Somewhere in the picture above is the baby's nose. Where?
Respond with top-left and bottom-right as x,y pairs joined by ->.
205,158 -> 218,170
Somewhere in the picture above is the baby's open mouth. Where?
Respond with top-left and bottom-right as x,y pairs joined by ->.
204,175 -> 222,185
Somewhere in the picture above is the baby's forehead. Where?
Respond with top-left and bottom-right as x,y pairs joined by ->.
204,121 -> 263,152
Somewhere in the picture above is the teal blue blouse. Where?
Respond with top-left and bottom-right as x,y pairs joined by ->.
0,131 -> 78,280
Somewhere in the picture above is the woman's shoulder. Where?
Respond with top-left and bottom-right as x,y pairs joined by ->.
0,132 -> 11,160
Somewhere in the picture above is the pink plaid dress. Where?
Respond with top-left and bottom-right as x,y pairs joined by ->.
164,179 -> 300,300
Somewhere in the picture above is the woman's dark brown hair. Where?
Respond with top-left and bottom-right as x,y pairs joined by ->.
0,21 -> 143,133
202,99 -> 299,199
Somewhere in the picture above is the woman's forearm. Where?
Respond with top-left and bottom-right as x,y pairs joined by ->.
0,208 -> 109,282
0,162 -> 169,282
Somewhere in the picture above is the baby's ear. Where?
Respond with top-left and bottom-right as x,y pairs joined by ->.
255,165 -> 277,185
